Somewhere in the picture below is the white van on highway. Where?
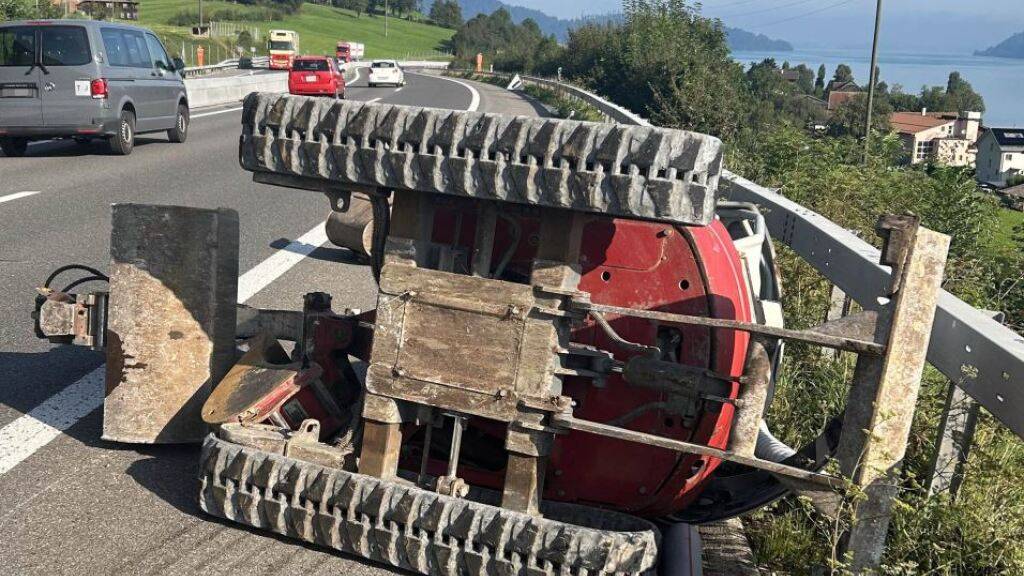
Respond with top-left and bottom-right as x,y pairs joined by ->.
367,60 -> 404,88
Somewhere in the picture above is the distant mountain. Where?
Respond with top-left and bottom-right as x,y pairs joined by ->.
443,0 -> 793,51
724,26 -> 793,52
976,31 -> 1024,58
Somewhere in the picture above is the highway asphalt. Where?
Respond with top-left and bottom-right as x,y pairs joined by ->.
0,69 -> 545,575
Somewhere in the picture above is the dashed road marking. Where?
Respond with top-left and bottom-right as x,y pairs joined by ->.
367,97 -> 382,103
0,191 -> 41,205
0,222 -> 329,476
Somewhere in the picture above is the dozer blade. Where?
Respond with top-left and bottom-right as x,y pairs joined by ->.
200,431 -> 660,576
103,204 -> 239,444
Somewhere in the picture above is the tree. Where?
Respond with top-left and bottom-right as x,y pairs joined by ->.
1,0 -> 59,19
391,0 -> 414,16
828,93 -> 892,138
746,58 -> 786,100
793,63 -> 814,95
449,8 -> 557,73
429,0 -> 462,28
236,30 -> 254,51
833,63 -> 853,83
814,63 -> 826,97
589,0 -> 751,139
347,0 -> 368,16
944,71 -> 986,113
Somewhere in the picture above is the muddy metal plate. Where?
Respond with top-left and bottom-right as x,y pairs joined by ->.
103,204 -> 240,444
366,264 -> 541,422
239,93 -> 724,226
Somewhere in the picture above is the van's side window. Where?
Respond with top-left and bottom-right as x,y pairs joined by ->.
0,27 -> 35,67
101,28 -> 152,68
40,26 -> 91,67
144,34 -> 172,71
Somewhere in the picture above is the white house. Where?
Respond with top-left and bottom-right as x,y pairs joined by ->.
976,128 -> 1024,187
890,110 -> 981,167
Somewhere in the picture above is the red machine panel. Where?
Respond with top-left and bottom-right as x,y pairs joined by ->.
413,210 -> 752,518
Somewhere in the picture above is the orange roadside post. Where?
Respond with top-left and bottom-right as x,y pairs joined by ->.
475,53 -> 483,73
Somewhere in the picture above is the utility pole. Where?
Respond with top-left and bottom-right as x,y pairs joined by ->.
385,0 -> 389,37
864,0 -> 883,162
199,0 -> 204,28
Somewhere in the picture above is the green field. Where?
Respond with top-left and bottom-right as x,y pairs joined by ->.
138,0 -> 454,63
994,206 -> 1024,250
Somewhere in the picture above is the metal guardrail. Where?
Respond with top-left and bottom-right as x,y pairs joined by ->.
183,57 -> 270,78
477,70 -> 1024,439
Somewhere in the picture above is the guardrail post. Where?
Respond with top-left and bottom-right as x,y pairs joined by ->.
928,381 -> 979,498
836,215 -> 950,573
824,284 -> 853,359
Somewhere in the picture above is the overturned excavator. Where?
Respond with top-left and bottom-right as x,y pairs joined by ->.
34,93 -> 949,575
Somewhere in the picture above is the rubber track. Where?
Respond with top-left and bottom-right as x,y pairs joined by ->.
239,92 -> 724,226
200,434 -> 659,575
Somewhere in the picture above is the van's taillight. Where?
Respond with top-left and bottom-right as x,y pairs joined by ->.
90,78 -> 108,99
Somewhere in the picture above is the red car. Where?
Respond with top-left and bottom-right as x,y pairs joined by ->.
288,56 -> 345,98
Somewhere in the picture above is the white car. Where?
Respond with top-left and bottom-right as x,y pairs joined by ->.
368,60 -> 405,87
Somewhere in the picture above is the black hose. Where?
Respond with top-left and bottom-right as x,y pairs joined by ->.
60,275 -> 108,294
44,264 -> 108,289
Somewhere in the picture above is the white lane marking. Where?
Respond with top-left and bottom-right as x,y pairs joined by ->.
0,370 -> 103,475
417,73 -> 480,112
367,97 -> 382,103
0,222 -> 329,476
394,87 -> 403,93
191,107 -> 244,119
0,191 -> 41,205
237,223 -> 328,302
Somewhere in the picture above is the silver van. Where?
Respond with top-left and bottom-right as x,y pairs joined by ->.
0,20 -> 188,156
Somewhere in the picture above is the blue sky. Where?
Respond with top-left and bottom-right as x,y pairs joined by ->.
504,0 -> 1024,52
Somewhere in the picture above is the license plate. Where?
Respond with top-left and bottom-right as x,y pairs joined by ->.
304,75 -> 316,82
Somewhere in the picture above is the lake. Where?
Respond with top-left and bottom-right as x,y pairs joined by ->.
732,48 -> 1024,128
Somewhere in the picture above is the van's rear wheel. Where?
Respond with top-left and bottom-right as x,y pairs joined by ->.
109,110 -> 135,156
0,137 -> 29,157
168,103 -> 189,143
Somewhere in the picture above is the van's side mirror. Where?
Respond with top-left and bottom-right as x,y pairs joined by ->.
173,57 -> 186,73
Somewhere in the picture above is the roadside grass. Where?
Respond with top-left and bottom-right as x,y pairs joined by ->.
992,207 -> 1024,251
740,245 -> 1024,574
139,0 -> 453,61
742,231 -> 1024,575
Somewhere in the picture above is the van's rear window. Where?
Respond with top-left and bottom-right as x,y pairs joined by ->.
293,59 -> 329,71
372,62 -> 396,68
0,27 -> 36,67
40,26 -> 91,66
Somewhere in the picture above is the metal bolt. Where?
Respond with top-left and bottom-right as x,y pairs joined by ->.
496,389 -> 509,399
638,486 -> 647,495
554,469 -> 563,477
393,366 -> 406,377
557,490 -> 565,497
